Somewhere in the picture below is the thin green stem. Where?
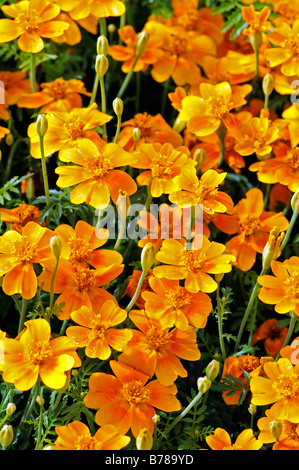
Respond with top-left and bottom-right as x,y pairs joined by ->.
254,48 -> 260,81
99,18 -> 107,37
49,256 -> 59,312
18,298 -> 27,335
89,74 -> 99,106
117,53 -> 141,99
99,76 -> 107,141
216,122 -> 227,168
35,400 -> 44,450
114,214 -> 126,250
164,390 -> 203,435
113,114 -> 122,143
216,285 -> 226,361
275,312 -> 297,361
280,210 -> 298,252
39,135 -> 51,224
125,269 -> 147,313
30,53 -> 36,93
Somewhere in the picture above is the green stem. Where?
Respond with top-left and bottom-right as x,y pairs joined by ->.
89,74 -> 99,106
275,312 -> 297,361
99,76 -> 107,141
117,53 -> 141,99
216,285 -> 226,361
35,400 -> 44,450
280,210 -> 298,252
99,18 -> 107,37
254,48 -> 260,81
216,123 -> 227,168
18,298 -> 27,335
49,256 -> 59,312
113,114 -> 122,143
30,53 -> 36,93
164,390 -> 203,435
125,269 -> 147,313
39,135 -> 51,224
4,138 -> 23,183
114,215 -> 126,251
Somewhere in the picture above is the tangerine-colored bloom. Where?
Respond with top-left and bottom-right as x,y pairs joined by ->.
38,258 -> 123,320
117,112 -> 183,151
257,257 -> 299,316
216,188 -> 289,271
131,142 -> 196,198
242,5 -> 272,36
0,202 -> 43,233
0,70 -> 31,106
18,77 -> 91,112
50,421 -> 130,450
169,168 -> 234,216
66,301 -> 132,360
264,20 -> 299,76
205,428 -> 263,450
117,309 -> 201,386
83,360 -> 181,438
0,0 -> 70,53
141,276 -> 212,331
89,0 -> 126,18
55,138 -> 137,208
153,235 -> 236,294
0,221 -> 54,299
251,318 -> 288,357
54,220 -> 118,269
0,126 -> 10,141
0,318 -> 80,391
250,358 -> 299,423
257,409 -> 299,450
108,25 -> 163,73
28,104 -> 111,159
178,82 -> 252,137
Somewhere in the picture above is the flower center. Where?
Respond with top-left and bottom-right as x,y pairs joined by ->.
25,340 -> 52,366
74,435 -> 97,450
165,286 -> 191,310
74,266 -> 98,292
193,180 -> 219,203
145,325 -> 173,350
239,355 -> 260,373
151,154 -> 175,178
11,236 -> 37,263
48,78 -> 68,100
65,117 -> 85,140
283,272 -> 299,298
180,250 -> 207,273
287,33 -> 299,55
286,148 -> 299,169
284,421 -> 299,440
87,155 -> 112,180
272,374 -> 299,399
68,237 -> 93,264
207,96 -> 231,120
121,380 -> 150,405
169,33 -> 189,55
15,8 -> 41,33
238,214 -> 261,236
132,113 -> 153,137
16,203 -> 40,226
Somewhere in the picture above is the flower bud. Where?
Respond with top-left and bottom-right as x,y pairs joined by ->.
50,236 -> 61,259
262,226 -> 284,270
141,243 -> 156,272
5,133 -> 13,146
249,32 -> 263,51
97,35 -> 109,55
6,403 -> 16,416
291,189 -> 299,214
0,425 -> 13,449
107,23 -> 116,34
36,114 -> 48,137
192,148 -> 206,171
136,428 -> 153,450
95,54 -> 109,77
205,359 -> 220,382
113,97 -> 123,117
36,396 -> 45,406
248,403 -> 257,415
152,414 -> 160,425
270,420 -> 283,442
197,376 -> 211,394
262,73 -> 274,96
116,190 -> 130,218
133,127 -> 141,145
136,31 -> 149,56
172,117 -> 186,133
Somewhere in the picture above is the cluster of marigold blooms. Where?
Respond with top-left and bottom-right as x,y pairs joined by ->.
0,0 -> 298,451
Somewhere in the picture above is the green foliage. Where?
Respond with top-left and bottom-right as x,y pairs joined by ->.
0,174 -> 33,205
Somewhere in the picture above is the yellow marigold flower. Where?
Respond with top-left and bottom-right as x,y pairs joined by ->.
206,427 -> 263,450
0,318 -> 81,391
242,5 -> 272,37
0,202 -> 43,234
257,409 -> 299,450
89,0 -> 126,18
264,20 -> 299,76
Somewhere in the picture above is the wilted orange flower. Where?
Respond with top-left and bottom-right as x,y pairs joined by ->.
118,112 -> 183,151
178,82 -> 252,137
205,428 -> 263,450
132,142 -> 196,198
169,168 -> 234,216
258,257 -> 299,316
108,25 -> 163,73
0,221 -> 53,299
264,20 -> 299,76
141,276 -> 212,330
66,301 -> 132,360
0,202 -> 42,233
84,360 -> 181,438
51,421 -> 130,450
0,318 -> 80,391
250,358 -> 299,423
28,104 -> 112,159
257,409 -> 299,450
153,235 -> 235,294
39,258 -> 123,320
242,5 -> 271,37
117,309 -> 201,386
18,77 -> 91,112
251,318 -> 288,357
0,0 -> 69,53
55,138 -> 137,208
216,188 -> 289,271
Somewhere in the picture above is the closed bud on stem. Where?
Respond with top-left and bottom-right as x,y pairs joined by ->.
136,428 -> 153,450
291,189 -> 299,214
95,54 -> 109,77
192,148 -> 206,171
270,420 -> 283,442
172,117 -> 186,133
50,236 -> 61,259
133,127 -> 141,144
36,396 -> 45,407
107,23 -> 116,34
262,73 -> 274,96
141,243 -> 156,272
0,425 -> 13,449
248,403 -> 257,415
97,35 -> 109,55
136,31 -> 149,56
197,376 -> 211,394
249,32 -> 263,51
113,97 -> 123,116
205,359 -> 220,382
36,114 -> 48,137
5,133 -> 13,146
262,226 -> 284,270
116,190 -> 130,218
5,403 -> 16,416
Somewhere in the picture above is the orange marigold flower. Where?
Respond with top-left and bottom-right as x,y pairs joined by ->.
0,0 -> 70,53
0,70 -> 31,106
117,309 -> 201,385
169,168 -> 234,216
250,358 -> 299,423
0,202 -> 43,233
131,142 -> 196,198
216,188 -> 289,271
257,409 -> 299,450
205,427 -> 263,450
153,235 -> 235,294
83,360 -> 181,438
66,301 -> 132,360
55,138 -> 137,208
117,112 -> 183,151
0,221 -> 54,299
141,276 -> 212,330
28,104 -> 112,159
257,257 -> 299,316
242,5 -> 272,37
264,20 -> 299,76
0,126 -> 10,141
51,421 -> 130,450
251,318 -> 288,357
38,258 -> 123,320
18,77 -> 91,112
178,82 -> 252,137
0,318 -> 80,391
108,25 -> 164,74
